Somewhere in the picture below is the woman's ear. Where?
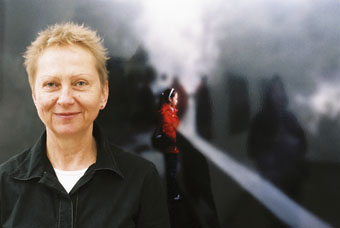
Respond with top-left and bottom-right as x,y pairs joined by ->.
32,91 -> 37,107
100,80 -> 109,110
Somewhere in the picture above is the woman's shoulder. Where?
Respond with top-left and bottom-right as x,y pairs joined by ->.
108,144 -> 159,176
0,149 -> 31,177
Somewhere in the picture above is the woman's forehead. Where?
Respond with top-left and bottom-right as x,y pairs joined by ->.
35,45 -> 98,80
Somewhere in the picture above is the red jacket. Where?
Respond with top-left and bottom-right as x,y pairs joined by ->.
159,103 -> 179,154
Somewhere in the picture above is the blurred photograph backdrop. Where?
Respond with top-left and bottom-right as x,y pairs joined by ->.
1,0 -> 340,227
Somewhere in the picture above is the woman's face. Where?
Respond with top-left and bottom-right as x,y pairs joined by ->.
170,92 -> 178,107
32,45 -> 108,137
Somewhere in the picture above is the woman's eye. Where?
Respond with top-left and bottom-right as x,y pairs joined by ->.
46,82 -> 57,87
76,81 -> 87,86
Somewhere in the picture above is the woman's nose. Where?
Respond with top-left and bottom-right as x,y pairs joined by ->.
57,86 -> 75,106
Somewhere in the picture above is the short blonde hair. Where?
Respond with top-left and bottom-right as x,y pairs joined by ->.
24,22 -> 109,88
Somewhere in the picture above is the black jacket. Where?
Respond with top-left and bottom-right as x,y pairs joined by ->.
0,124 -> 170,228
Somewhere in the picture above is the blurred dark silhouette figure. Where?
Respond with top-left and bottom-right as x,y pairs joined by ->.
248,75 -> 308,199
171,77 -> 188,120
195,76 -> 213,140
227,73 -> 251,134
247,75 -> 308,226
130,66 -> 157,131
126,46 -> 158,133
129,45 -> 149,64
97,57 -> 130,144
126,46 -> 149,101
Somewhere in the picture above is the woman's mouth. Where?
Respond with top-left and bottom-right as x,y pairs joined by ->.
54,112 -> 81,119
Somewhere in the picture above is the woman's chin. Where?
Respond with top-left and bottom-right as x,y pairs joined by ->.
47,124 -> 90,137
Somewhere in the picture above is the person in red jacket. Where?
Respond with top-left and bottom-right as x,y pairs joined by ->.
158,88 -> 182,201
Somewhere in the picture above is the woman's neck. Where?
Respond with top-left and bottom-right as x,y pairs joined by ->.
45,128 -> 97,171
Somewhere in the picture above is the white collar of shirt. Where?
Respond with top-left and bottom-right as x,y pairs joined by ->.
54,168 -> 88,193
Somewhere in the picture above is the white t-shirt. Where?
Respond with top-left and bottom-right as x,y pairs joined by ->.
54,168 -> 88,193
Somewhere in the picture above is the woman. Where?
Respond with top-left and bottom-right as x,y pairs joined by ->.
158,88 -> 181,201
0,23 -> 170,228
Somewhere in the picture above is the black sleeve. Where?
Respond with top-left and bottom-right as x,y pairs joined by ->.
136,164 -> 170,228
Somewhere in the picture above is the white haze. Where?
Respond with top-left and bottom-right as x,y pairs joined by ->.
131,0 -> 340,123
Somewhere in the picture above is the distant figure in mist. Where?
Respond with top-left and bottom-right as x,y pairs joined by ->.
153,88 -> 221,228
195,76 -> 213,140
247,76 -> 308,201
131,67 -> 157,131
227,73 -> 251,134
171,77 -> 188,120
154,88 -> 182,201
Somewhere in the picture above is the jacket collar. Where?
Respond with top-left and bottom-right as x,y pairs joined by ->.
11,122 -> 124,180
91,123 -> 124,178
160,103 -> 178,113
